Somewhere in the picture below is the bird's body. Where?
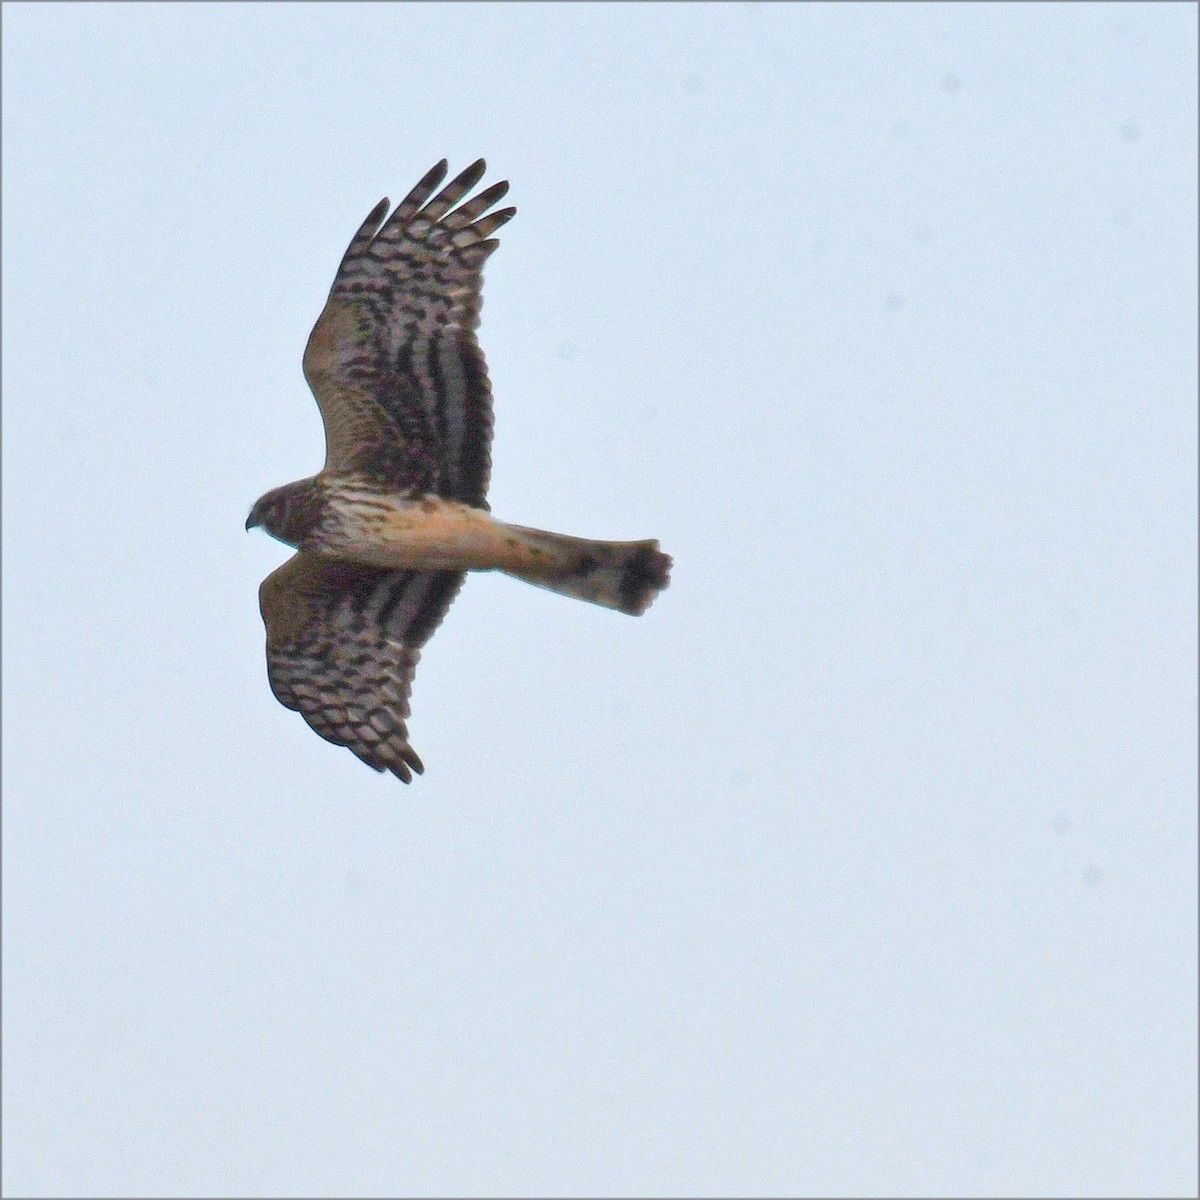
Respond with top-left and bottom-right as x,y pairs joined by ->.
257,475 -> 668,604
247,160 -> 670,780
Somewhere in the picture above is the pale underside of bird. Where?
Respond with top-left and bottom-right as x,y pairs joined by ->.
246,159 -> 671,781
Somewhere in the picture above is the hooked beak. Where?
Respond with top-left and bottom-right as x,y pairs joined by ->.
245,506 -> 261,532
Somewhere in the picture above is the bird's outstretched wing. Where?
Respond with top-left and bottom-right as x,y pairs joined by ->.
259,552 -> 464,781
302,159 -> 515,507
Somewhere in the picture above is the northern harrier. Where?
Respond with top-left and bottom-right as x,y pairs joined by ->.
247,159 -> 671,781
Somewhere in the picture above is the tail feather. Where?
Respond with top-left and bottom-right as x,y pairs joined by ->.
500,525 -> 671,615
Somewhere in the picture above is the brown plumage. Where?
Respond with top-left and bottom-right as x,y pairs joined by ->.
247,160 -> 671,780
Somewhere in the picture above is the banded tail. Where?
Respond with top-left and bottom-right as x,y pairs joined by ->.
499,524 -> 671,615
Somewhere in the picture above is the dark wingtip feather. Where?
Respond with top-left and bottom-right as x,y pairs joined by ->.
472,206 -> 517,239
378,742 -> 423,783
392,159 -> 450,219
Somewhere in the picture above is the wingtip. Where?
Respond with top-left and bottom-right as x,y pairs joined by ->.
381,743 -> 424,782
423,159 -> 450,191
451,158 -> 488,194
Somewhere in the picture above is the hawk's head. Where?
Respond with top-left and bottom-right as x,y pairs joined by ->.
245,482 -> 318,547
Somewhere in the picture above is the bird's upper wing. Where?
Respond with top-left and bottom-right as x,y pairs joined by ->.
258,552 -> 464,781
302,159 -> 515,508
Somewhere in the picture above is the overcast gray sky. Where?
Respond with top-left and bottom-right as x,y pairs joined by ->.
3,3 -> 1196,1197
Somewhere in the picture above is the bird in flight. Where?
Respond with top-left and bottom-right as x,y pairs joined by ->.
247,159 -> 671,781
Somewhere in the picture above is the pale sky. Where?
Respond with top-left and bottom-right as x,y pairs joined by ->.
3,3 -> 1197,1197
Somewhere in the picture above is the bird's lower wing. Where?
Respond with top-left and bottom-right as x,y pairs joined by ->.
257,552 -> 463,781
